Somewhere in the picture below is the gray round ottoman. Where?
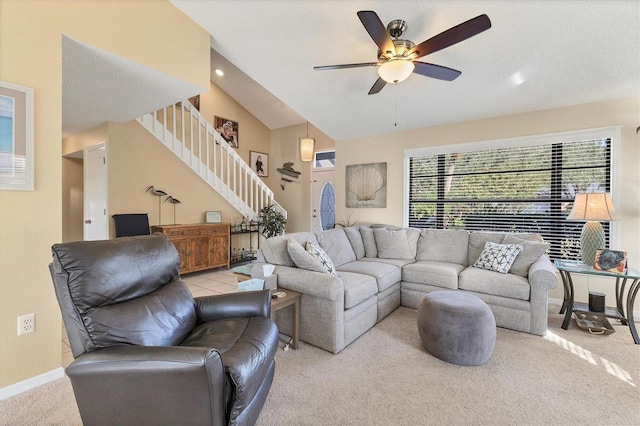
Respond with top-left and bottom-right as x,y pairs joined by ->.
417,291 -> 496,366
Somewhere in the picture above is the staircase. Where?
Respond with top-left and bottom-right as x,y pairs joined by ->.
137,101 -> 285,220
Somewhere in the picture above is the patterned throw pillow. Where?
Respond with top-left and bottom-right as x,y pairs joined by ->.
473,241 -> 523,274
306,241 -> 338,276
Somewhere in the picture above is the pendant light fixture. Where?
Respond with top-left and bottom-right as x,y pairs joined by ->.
299,121 -> 315,162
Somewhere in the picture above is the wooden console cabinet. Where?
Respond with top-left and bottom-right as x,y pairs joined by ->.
151,223 -> 230,274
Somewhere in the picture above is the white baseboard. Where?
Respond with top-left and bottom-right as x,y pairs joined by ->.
0,367 -> 65,401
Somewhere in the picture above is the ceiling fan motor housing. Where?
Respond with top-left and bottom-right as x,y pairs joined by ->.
378,39 -> 416,61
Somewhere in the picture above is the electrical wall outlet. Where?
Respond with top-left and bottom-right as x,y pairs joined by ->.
17,313 -> 35,336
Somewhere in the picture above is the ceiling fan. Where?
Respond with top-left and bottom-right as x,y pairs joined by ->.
314,11 -> 491,95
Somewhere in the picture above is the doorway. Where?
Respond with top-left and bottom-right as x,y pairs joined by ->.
83,142 -> 108,240
311,150 -> 336,232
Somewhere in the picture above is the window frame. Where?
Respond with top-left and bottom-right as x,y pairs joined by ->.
403,126 -> 621,254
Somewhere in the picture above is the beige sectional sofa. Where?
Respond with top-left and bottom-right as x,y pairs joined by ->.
254,225 -> 557,354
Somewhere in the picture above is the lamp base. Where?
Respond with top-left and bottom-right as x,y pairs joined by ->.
580,221 -> 605,266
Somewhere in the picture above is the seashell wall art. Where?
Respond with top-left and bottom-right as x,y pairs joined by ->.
346,162 -> 387,208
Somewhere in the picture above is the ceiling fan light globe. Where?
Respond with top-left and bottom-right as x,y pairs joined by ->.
378,60 -> 415,84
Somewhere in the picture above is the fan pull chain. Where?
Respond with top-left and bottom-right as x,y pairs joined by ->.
394,96 -> 397,127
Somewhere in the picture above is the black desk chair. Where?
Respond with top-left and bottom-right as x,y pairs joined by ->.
112,213 -> 150,237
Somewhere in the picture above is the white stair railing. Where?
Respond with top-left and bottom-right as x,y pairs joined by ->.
137,101 -> 285,220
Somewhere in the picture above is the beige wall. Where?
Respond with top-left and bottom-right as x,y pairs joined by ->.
335,96 -> 640,308
0,0 -> 210,389
270,122 -> 335,233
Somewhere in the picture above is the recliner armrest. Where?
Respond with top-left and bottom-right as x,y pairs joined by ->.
195,290 -> 271,322
67,345 -> 226,426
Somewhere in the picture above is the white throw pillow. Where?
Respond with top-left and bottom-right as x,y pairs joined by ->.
306,241 -> 338,276
473,241 -> 523,274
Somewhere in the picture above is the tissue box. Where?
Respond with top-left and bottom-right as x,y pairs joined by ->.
263,274 -> 277,291
237,278 -> 265,292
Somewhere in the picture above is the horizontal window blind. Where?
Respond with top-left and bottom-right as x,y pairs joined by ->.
408,138 -> 612,260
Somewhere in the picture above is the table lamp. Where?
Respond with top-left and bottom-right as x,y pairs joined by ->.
566,192 -> 618,265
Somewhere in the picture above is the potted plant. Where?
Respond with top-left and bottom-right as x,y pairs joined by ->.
258,203 -> 286,238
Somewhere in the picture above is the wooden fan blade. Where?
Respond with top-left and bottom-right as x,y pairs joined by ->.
357,10 -> 395,56
314,63 -> 378,71
409,14 -> 491,59
368,77 -> 387,95
413,62 -> 462,81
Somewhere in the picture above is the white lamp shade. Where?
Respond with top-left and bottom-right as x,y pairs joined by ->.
567,192 -> 618,221
299,137 -> 315,162
377,60 -> 415,84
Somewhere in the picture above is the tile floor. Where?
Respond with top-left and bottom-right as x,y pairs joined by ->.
62,268 -> 243,368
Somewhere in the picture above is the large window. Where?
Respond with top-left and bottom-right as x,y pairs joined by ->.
406,129 -> 617,260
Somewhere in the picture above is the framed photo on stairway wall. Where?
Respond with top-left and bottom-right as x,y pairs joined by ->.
214,116 -> 238,148
250,151 -> 268,177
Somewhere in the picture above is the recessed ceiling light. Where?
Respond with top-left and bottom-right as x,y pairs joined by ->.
215,69 -> 224,77
510,71 -> 525,86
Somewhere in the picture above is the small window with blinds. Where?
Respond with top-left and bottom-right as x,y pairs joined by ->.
408,138 -> 612,260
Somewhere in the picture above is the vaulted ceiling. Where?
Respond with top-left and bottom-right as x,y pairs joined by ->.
173,1 -> 640,141
61,2 -> 639,142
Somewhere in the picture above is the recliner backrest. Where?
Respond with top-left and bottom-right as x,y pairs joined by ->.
50,234 -> 196,358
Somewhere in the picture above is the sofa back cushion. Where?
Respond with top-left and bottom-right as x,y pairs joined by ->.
502,234 -> 550,277
359,226 -> 378,257
316,228 -> 356,267
344,226 -> 366,259
374,228 -> 415,260
261,232 -> 318,266
416,229 -> 470,265
467,232 -> 509,266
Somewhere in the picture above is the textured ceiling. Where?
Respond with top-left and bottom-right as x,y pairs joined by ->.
173,0 -> 640,141
62,36 -> 204,139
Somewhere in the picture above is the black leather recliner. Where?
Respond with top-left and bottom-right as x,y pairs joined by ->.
49,234 -> 279,425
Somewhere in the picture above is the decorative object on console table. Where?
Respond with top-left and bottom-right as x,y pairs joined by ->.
146,186 -> 168,225
566,192 -> 618,265
164,195 -> 181,225
594,249 -> 627,273
205,211 -> 222,223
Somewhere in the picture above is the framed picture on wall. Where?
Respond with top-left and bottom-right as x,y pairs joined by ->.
250,151 -> 268,177
0,81 -> 34,190
214,116 -> 238,148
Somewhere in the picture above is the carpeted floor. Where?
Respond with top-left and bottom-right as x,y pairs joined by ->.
2,304 -> 639,425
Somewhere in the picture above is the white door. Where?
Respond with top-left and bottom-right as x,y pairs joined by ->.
311,169 -> 335,232
84,143 -> 108,240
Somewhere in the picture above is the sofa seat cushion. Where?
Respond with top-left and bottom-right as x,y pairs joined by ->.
336,261 -> 401,292
338,271 -> 378,309
459,267 -> 530,301
359,257 -> 415,268
402,261 -> 465,290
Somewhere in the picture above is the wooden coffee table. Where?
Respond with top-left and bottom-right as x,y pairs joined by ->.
270,290 -> 300,350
